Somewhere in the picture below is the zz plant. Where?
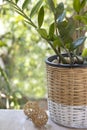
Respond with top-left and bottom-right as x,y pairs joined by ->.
5,0 -> 87,65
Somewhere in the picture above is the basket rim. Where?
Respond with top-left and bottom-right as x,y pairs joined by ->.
45,54 -> 87,68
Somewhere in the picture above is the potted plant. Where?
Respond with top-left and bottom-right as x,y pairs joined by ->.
5,0 -> 87,128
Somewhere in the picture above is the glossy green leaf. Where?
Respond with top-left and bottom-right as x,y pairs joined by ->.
66,19 -> 75,36
57,21 -> 67,41
56,11 -> 65,23
47,0 -> 55,13
49,22 -> 55,39
30,0 -> 42,18
37,28 -> 48,39
55,2 -> 64,19
22,0 -> 31,9
72,37 -> 86,50
57,20 -> 74,44
73,0 -> 81,13
38,6 -> 44,28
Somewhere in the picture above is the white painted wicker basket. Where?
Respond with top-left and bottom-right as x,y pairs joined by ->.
48,100 -> 87,128
46,55 -> 87,128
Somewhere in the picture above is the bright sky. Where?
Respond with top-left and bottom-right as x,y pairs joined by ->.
0,0 -> 3,5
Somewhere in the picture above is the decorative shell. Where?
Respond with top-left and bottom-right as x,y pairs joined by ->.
24,101 -> 39,119
32,109 -> 48,127
23,101 -> 48,127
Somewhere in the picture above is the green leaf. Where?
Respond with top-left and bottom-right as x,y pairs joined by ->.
74,15 -> 87,24
0,41 -> 7,47
74,15 -> 82,20
80,0 -> 86,9
22,0 -> 31,9
57,20 -> 74,44
38,6 -> 44,28
53,40 -> 59,48
55,2 -> 64,19
15,0 -> 19,3
37,28 -> 48,39
30,0 -> 42,18
57,21 -> 67,42
53,37 -> 63,48
66,19 -> 75,36
72,37 -> 86,50
49,22 -> 55,39
65,42 -> 74,51
47,0 -> 55,13
73,0 -> 81,13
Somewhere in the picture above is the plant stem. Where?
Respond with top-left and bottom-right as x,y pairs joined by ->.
0,67 -> 11,93
7,0 -> 37,28
47,41 -> 67,63
54,15 -> 73,64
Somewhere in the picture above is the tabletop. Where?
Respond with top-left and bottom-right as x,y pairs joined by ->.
0,109 -> 86,130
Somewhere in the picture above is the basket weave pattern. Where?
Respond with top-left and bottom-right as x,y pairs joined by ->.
46,64 -> 87,128
48,100 -> 87,128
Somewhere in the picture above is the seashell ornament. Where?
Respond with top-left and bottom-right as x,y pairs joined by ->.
23,101 -> 48,127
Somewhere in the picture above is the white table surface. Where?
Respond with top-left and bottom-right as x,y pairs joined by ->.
0,109 -> 86,130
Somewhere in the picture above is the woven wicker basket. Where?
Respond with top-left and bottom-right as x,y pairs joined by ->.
45,55 -> 87,128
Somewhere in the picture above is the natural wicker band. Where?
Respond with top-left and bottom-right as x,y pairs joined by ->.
46,64 -> 87,106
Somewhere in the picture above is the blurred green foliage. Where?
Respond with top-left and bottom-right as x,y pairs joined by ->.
0,1 -> 53,108
0,0 -> 76,108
